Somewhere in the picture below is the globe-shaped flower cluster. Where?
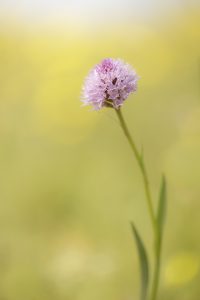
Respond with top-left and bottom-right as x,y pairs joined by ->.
82,58 -> 139,110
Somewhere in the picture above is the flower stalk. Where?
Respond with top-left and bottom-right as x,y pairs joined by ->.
115,108 -> 162,300
115,108 -> 157,236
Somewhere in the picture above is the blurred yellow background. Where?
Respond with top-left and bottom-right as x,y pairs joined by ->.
0,1 -> 200,299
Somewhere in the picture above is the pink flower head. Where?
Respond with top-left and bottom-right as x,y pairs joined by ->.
82,58 -> 139,110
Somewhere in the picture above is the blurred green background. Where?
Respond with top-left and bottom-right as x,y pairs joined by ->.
0,1 -> 200,299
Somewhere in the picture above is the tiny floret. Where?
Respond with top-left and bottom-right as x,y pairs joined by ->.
82,58 -> 139,110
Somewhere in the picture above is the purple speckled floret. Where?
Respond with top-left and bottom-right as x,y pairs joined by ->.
82,58 -> 139,110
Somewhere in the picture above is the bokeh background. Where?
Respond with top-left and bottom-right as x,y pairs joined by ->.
0,1 -> 200,299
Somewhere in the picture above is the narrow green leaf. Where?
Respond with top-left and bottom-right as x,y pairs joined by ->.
157,175 -> 167,237
131,222 -> 149,300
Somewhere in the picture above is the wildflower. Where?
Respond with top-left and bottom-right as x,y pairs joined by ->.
82,58 -> 139,110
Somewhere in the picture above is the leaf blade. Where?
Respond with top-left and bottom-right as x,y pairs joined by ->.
157,175 -> 167,238
131,222 -> 149,300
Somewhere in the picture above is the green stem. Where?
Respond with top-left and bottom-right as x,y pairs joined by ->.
115,108 -> 157,235
150,234 -> 162,300
115,108 -> 160,300
150,255 -> 160,300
